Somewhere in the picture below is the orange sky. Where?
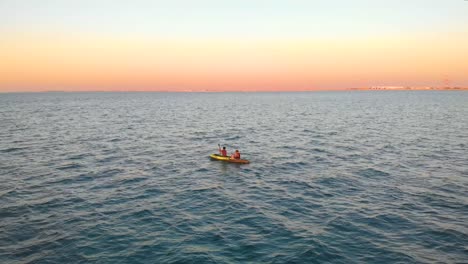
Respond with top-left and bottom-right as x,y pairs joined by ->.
1,33 -> 468,92
1,1 -> 468,92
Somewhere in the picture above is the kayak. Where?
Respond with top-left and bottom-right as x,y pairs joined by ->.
210,154 -> 250,164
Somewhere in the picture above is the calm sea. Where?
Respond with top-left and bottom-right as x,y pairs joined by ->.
1,91 -> 467,263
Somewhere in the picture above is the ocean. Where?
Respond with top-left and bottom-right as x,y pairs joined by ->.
1,91 -> 467,263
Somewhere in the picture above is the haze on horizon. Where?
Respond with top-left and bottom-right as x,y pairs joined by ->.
1,0 -> 468,92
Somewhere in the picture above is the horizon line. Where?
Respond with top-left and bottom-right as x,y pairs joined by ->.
2,87 -> 468,94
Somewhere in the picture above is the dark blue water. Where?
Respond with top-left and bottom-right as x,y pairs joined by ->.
1,91 -> 467,263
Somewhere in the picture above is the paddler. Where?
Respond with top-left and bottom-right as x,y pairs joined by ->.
219,145 -> 227,156
230,150 -> 241,160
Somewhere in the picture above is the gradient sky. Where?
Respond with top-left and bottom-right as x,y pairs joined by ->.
1,0 -> 468,92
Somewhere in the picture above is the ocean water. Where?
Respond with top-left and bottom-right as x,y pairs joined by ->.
0,91 -> 467,263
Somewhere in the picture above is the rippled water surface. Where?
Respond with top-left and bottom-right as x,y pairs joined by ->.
1,91 -> 467,263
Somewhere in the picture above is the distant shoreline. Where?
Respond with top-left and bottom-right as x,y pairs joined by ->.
349,87 -> 468,91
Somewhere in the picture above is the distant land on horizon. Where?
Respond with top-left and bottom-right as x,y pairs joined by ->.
349,86 -> 468,91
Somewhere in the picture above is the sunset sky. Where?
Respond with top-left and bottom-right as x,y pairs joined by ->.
1,0 -> 468,92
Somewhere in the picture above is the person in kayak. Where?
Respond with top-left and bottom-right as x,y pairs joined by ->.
219,146 -> 227,156
231,150 -> 241,159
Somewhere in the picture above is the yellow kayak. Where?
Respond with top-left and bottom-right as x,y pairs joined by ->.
210,154 -> 250,164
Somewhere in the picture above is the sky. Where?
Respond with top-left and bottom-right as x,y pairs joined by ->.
1,0 -> 468,92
